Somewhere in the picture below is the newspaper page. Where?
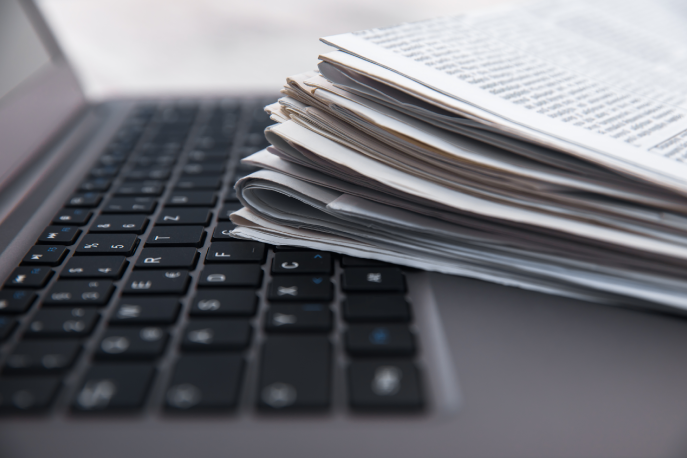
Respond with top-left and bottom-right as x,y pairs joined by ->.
321,0 -> 687,194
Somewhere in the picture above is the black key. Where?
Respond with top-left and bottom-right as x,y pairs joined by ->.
4,266 -> 53,288
0,317 -> 17,340
268,276 -> 332,302
3,340 -> 81,374
79,178 -> 112,192
348,360 -> 423,411
65,192 -> 102,208
26,307 -> 99,338
52,208 -> 92,225
197,265 -> 262,287
182,162 -> 225,176
90,215 -> 148,234
272,252 -> 332,275
110,297 -> 180,325
96,327 -> 168,360
0,377 -> 61,412
123,270 -> 190,295
345,324 -> 415,357
132,155 -> 176,167
98,154 -> 127,166
344,294 -> 411,323
174,176 -> 222,190
211,222 -> 236,241
135,247 -> 198,269
342,267 -> 406,292
186,151 -> 229,162
218,203 -> 242,221
75,234 -> 139,256
264,304 -> 332,333
89,165 -> 119,178
341,255 -> 391,267
165,191 -> 217,207
44,280 -> 114,306
155,208 -> 212,226
22,246 -> 68,266
0,290 -> 36,314
114,182 -> 164,197
73,364 -> 154,411
124,167 -> 171,181
146,226 -> 205,247
181,319 -> 252,351
257,335 -> 330,410
166,354 -> 244,410
37,226 -> 81,245
205,241 -> 265,263
190,289 -> 257,316
102,197 -> 157,214
224,188 -> 239,202
61,256 -> 127,279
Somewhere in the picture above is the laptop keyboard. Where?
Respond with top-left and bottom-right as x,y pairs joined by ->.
0,99 -> 424,414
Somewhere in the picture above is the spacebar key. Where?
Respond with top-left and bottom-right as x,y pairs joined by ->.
258,335 -> 331,411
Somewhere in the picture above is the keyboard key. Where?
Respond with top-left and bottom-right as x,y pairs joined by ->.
110,297 -> 180,325
211,222 -> 236,241
190,289 -> 257,316
186,151 -> 229,162
342,267 -> 405,292
146,226 -> 205,247
0,317 -> 17,340
165,191 -> 217,207
37,226 -> 81,245
348,360 -> 423,411
272,252 -> 332,275
197,265 -> 263,287
79,178 -> 112,192
44,280 -> 114,306
4,266 -> 53,288
264,304 -> 332,333
96,327 -> 168,360
0,377 -> 61,412
61,256 -> 127,279
258,335 -> 330,410
102,197 -> 157,214
26,308 -> 99,338
135,247 -> 198,269
166,354 -> 244,411
123,270 -> 190,295
341,256 -> 391,267
132,155 -> 176,167
268,276 -> 333,302
52,208 -> 92,225
113,183 -> 164,197
182,162 -> 225,176
205,242 -> 266,263
0,290 -> 36,314
124,167 -> 171,181
90,215 -> 148,234
22,246 -> 68,266
65,192 -> 102,208
155,209 -> 212,226
343,294 -> 411,322
218,203 -> 242,221
75,234 -> 139,256
73,364 -> 154,411
89,165 -> 120,178
345,324 -> 415,357
224,188 -> 239,202
3,340 -> 81,374
174,176 -> 222,190
181,319 -> 252,351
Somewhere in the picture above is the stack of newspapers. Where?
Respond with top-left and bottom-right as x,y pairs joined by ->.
230,0 -> 687,313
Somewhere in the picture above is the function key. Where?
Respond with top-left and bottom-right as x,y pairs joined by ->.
342,267 -> 406,292
98,154 -> 127,166
123,270 -> 190,295
218,203 -> 242,221
211,222 -> 236,241
95,327 -> 168,360
264,304 -> 332,333
90,215 -> 148,234
114,183 -> 164,197
44,280 -> 114,306
22,246 -> 68,266
166,191 -> 217,207
26,307 -> 99,338
110,297 -> 180,325
132,155 -> 176,167
155,208 -> 212,226
78,178 -> 112,192
0,290 -> 36,314
102,197 -> 157,214
72,364 -> 155,411
345,324 -> 415,357
135,247 -> 198,269
181,319 -> 252,351
186,151 -> 229,163
197,265 -> 262,287
0,377 -> 61,412
4,266 -> 53,288
182,162 -> 225,176
343,294 -> 411,323
65,192 -> 102,208
348,361 -> 423,411
61,256 -> 127,279
146,226 -> 205,247
75,234 -> 139,256
205,242 -> 265,263
190,289 -> 257,317
89,166 -> 120,178
3,340 -> 81,374
124,167 -> 171,181
52,208 -> 91,226
268,276 -> 333,302
37,226 -> 81,245
272,252 -> 332,275
174,176 -> 222,190
0,317 -> 17,341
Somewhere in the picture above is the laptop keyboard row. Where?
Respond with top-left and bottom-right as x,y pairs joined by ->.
0,99 -> 424,414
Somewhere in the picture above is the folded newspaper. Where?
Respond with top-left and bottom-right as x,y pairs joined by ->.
230,0 -> 687,313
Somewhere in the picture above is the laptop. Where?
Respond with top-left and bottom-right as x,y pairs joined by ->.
1,1 -> 687,456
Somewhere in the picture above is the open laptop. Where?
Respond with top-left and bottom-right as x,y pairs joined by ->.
2,0 -> 687,456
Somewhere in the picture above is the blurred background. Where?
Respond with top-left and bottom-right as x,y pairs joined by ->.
37,0 -> 513,100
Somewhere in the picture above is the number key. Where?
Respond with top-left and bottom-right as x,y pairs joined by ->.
75,234 -> 139,256
37,226 -> 81,245
22,246 -> 68,266
90,215 -> 148,234
4,267 -> 53,288
52,209 -> 91,225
